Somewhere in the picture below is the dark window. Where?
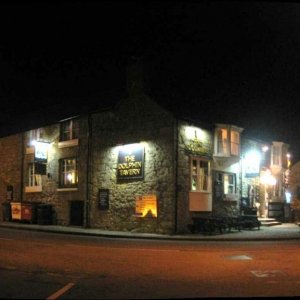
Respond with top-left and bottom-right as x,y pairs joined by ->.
60,119 -> 79,141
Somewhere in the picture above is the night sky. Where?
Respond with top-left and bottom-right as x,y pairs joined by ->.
1,1 -> 300,161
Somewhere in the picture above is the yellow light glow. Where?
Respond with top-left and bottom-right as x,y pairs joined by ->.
141,206 -> 157,218
260,169 -> 276,186
67,173 -> 74,183
136,194 -> 157,218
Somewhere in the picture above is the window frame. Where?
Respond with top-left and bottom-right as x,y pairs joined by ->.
230,130 -> 240,156
272,145 -> 280,166
59,157 -> 78,188
215,126 -> 241,157
217,128 -> 229,156
190,157 -> 211,193
25,163 -> 42,193
60,119 -> 79,142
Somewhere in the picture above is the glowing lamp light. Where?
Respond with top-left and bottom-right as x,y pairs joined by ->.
285,192 -> 291,203
121,143 -> 141,155
244,150 -> 261,164
67,173 -> 74,183
261,170 -> 276,186
185,126 -> 205,141
244,150 -> 261,177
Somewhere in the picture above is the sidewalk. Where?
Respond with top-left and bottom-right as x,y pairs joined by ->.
1,221 -> 300,241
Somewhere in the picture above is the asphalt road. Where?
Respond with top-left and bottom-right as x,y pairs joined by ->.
1,227 -> 300,299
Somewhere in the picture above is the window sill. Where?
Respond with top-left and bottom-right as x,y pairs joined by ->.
26,146 -> 35,154
58,139 -> 79,148
57,187 -> 78,192
25,186 -> 42,193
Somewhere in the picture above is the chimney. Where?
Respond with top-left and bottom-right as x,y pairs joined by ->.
126,56 -> 144,95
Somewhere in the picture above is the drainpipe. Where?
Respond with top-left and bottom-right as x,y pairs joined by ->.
20,132 -> 24,202
84,113 -> 92,228
240,154 -> 243,214
174,118 -> 179,234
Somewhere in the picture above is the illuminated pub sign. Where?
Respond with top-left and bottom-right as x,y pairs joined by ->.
184,126 -> 212,157
34,141 -> 48,163
117,143 -> 144,180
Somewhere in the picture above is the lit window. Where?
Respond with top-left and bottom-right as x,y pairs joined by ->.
60,119 -> 79,141
215,126 -> 241,156
224,174 -> 235,194
191,158 -> 211,192
59,158 -> 78,187
217,129 -> 229,155
230,130 -> 240,156
28,163 -> 42,187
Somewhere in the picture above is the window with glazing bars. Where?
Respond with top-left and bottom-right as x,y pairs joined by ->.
60,119 -> 79,141
59,158 -> 78,187
191,158 -> 211,192
28,163 -> 42,187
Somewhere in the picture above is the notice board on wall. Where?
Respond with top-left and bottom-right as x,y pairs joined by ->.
98,189 -> 109,210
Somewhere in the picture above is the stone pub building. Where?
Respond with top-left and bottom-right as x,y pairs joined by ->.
0,64 -> 291,234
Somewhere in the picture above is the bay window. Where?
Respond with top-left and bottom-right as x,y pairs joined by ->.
214,125 -> 242,157
191,157 -> 211,192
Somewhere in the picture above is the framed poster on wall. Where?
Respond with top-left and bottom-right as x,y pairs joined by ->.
98,189 -> 109,210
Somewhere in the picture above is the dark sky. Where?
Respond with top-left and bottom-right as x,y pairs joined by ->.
1,1 -> 300,160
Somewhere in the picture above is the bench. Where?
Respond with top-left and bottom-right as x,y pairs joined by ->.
190,216 -> 227,235
239,214 -> 261,230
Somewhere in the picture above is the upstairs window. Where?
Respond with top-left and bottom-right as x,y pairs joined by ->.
272,145 -> 280,166
60,119 -> 79,142
217,129 -> 229,155
59,158 -> 78,188
215,126 -> 241,156
191,158 -> 211,192
27,128 -> 44,146
230,130 -> 240,156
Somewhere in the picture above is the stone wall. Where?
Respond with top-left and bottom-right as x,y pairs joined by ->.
90,94 -> 176,234
21,118 -> 89,226
0,134 -> 23,220
176,121 -> 213,233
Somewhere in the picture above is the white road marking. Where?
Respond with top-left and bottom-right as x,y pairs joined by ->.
65,244 -> 182,252
251,270 -> 287,278
47,282 -> 75,300
226,255 -> 252,260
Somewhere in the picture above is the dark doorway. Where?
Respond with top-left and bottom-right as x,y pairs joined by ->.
70,201 -> 84,226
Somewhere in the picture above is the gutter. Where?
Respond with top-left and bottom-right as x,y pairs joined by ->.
174,118 -> 179,234
20,132 -> 24,202
84,113 -> 92,228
